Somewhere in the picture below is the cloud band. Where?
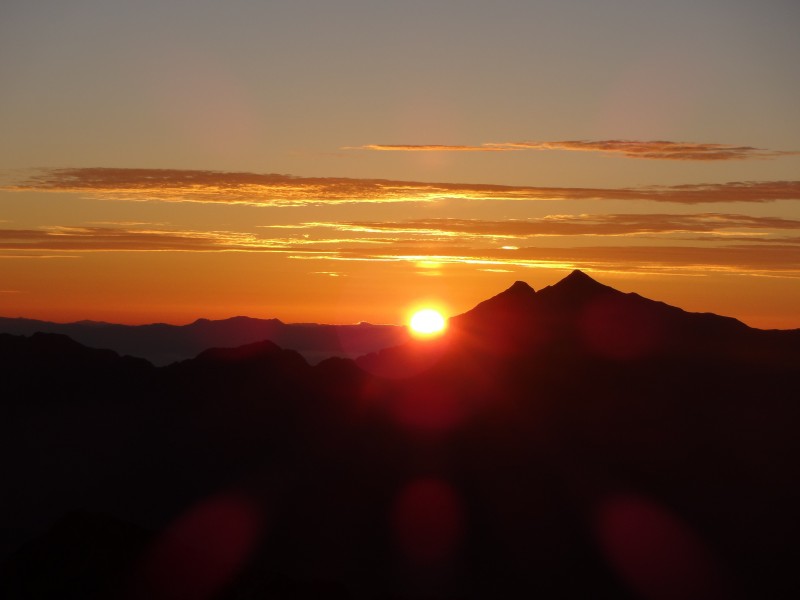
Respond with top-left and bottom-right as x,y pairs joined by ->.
4,168 -> 799,206
351,140 -> 798,161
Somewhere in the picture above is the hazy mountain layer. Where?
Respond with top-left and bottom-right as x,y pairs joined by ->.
0,316 -> 409,366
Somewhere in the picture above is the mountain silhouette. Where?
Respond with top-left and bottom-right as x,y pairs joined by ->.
542,267 -> 615,297
0,316 -> 409,366
1,271 -> 799,599
0,332 -> 155,403
447,270 -> 799,365
458,279 -> 538,319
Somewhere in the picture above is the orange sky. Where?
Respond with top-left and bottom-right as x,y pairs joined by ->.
1,171 -> 798,329
1,1 -> 799,329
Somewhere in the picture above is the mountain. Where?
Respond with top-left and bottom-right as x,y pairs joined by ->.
0,315 -> 409,366
2,271 -> 799,599
0,331 -> 155,403
448,269 -> 800,365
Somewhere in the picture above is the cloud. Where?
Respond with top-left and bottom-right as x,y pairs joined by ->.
4,167 -> 800,205
345,144 -> 508,152
351,140 -> 798,161
299,213 -> 800,239
263,213 -> 800,276
286,244 -> 800,277
0,226 -> 289,252
490,140 -> 798,161
3,217 -> 798,278
0,254 -> 80,260
0,225 -> 399,254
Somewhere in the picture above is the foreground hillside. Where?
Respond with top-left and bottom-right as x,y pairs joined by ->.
2,272 -> 799,599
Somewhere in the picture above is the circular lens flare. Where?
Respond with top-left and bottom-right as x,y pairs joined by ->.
409,309 -> 446,337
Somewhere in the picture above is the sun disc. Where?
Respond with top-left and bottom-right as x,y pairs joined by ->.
409,308 -> 446,336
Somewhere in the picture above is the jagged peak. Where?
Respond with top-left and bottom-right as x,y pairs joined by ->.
506,280 -> 536,294
452,280 -> 537,323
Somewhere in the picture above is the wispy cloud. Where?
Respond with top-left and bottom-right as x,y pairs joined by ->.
2,215 -> 798,278
346,144 -> 508,152
286,244 -> 800,277
4,168 -> 800,205
265,213 -> 800,276
297,214 -> 800,239
0,254 -> 80,260
351,140 -> 798,161
495,140 -> 798,161
0,226 -> 281,252
0,225 -> 398,254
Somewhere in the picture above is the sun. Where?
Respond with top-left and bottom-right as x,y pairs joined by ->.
409,308 -> 447,337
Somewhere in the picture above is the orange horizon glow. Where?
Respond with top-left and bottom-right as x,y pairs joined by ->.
0,254 -> 798,330
2,3 -> 798,334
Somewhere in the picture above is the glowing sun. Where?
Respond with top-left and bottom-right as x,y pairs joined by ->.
409,308 -> 447,337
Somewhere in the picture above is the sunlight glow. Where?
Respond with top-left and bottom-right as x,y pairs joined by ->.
409,308 -> 447,337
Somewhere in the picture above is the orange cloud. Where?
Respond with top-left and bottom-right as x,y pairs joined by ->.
4,168 -> 800,205
0,225 -> 399,254
288,244 -> 800,277
350,144 -> 510,152
351,140 -> 798,160
0,226 -> 286,252
263,212 -> 800,276
3,218 -> 798,279
304,214 -> 800,239
491,140 -> 798,160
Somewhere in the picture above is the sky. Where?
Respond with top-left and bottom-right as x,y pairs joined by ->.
1,0 -> 799,328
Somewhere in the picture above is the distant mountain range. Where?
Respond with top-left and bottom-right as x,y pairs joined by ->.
0,315 -> 409,365
1,269 -> 796,368
2,271 -> 799,599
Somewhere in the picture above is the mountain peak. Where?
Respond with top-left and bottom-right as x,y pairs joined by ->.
507,280 -> 536,294
565,269 -> 592,281
553,269 -> 612,292
492,280 -> 537,304
535,269 -> 618,309
451,280 -> 536,328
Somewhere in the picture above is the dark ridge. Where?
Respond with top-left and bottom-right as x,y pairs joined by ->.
192,339 -> 287,363
0,332 -> 154,403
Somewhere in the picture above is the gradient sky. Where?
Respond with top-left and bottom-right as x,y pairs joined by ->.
1,0 -> 799,328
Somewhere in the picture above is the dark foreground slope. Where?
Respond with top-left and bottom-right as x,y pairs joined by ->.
2,272 -> 799,599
